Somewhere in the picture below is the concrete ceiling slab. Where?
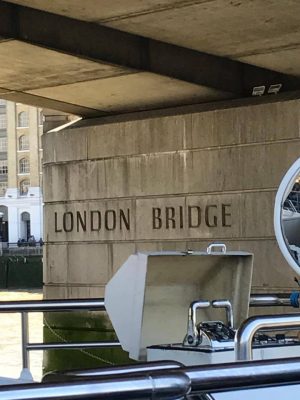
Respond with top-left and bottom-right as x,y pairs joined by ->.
1,0 -> 300,116
5,0 -> 187,22
27,72 -> 233,113
1,91 -> 102,117
101,1 -> 300,60
238,47 -> 300,78
0,40 -> 130,91
7,0 -> 300,63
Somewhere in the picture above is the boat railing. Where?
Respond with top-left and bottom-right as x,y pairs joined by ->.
0,294 -> 297,381
2,357 -> 300,399
285,190 -> 300,212
235,313 -> 300,360
0,298 -> 120,376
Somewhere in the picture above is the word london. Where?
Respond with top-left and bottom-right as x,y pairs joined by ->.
54,203 -> 232,233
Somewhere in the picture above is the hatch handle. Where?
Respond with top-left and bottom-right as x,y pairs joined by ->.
184,300 -> 211,347
207,243 -> 227,254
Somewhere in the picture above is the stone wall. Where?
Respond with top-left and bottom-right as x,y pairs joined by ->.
42,97 -> 300,369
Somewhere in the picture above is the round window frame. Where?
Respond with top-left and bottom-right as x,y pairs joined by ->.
274,157 -> 300,275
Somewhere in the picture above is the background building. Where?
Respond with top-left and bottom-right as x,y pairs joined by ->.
0,100 -> 43,243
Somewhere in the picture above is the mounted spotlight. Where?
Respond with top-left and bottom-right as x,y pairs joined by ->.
268,83 -> 282,94
252,86 -> 265,96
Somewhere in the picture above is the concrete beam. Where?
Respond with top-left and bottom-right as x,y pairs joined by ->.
0,89 -> 103,117
0,1 -> 299,97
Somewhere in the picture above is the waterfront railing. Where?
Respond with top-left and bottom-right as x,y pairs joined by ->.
0,298 -> 120,375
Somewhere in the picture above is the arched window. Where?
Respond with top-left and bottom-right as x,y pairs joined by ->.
0,114 -> 6,129
17,111 -> 29,128
21,211 -> 31,240
19,158 -> 30,174
19,135 -> 29,150
20,179 -> 30,196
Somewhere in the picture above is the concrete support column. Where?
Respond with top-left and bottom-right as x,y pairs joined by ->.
42,97 -> 300,372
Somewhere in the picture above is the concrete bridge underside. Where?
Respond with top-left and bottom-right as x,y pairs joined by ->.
0,0 -> 299,117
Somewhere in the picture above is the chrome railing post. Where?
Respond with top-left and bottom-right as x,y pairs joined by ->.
235,313 -> 300,361
21,312 -> 29,370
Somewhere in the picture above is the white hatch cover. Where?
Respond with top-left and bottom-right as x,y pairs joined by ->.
105,246 -> 253,360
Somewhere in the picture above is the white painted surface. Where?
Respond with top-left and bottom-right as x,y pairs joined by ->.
0,187 -> 43,242
105,251 -> 253,361
274,157 -> 300,275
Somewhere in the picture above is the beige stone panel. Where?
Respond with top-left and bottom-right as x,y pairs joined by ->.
158,241 -> 188,252
240,191 -> 275,238
187,147 -> 241,193
43,128 -> 88,164
135,194 -> 239,240
44,141 -> 300,202
236,101 -> 300,143
43,164 -> 68,203
44,285 -> 105,299
186,239 -> 295,291
70,160 -> 107,201
103,158 -> 132,198
67,285 -> 105,299
186,194 -> 240,239
128,152 -> 188,197
44,244 -> 68,284
136,197 -> 186,240
191,100 -> 300,148
191,108 -> 241,149
135,242 -> 161,252
239,142 -> 300,190
67,244 -> 110,285
111,243 -> 136,274
43,285 -> 68,299
48,153 -> 188,201
45,199 -> 135,242
238,240 -> 295,291
87,115 -> 192,159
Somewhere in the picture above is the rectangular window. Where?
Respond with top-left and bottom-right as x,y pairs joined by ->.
0,182 -> 7,196
0,114 -> 6,129
0,160 -> 8,174
0,138 -> 7,152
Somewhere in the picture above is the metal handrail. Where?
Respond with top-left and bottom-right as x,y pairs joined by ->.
0,372 -> 191,400
0,294 -> 296,379
0,298 -> 120,375
3,357 -> 300,398
250,294 -> 292,307
44,361 -> 184,381
0,298 -> 105,312
235,313 -> 300,360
